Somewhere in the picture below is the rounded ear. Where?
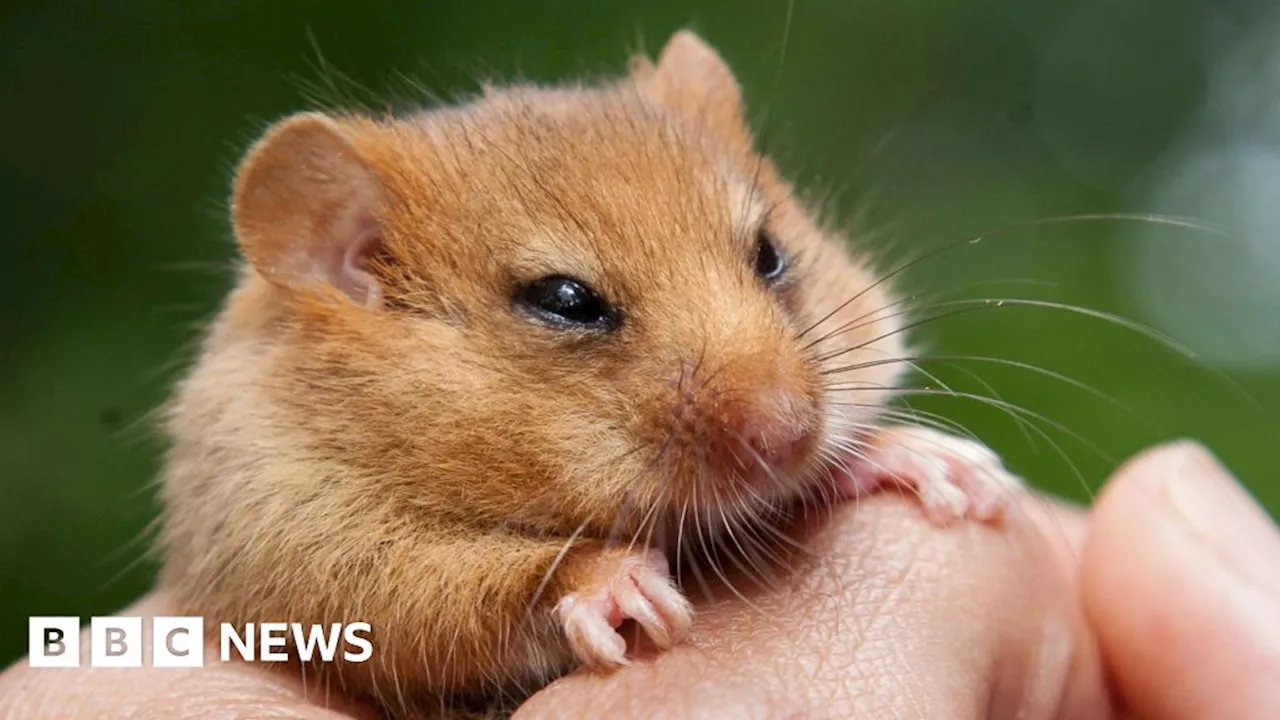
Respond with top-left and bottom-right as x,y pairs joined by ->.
633,30 -> 751,146
231,112 -> 384,308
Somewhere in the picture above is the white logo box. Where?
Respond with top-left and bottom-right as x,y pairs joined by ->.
28,616 -> 205,668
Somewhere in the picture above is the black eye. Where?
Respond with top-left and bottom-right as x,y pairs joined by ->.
755,229 -> 786,282
517,275 -> 617,329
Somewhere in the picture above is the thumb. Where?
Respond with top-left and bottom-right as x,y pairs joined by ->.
1082,441 -> 1280,719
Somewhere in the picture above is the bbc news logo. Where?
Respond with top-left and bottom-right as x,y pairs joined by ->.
28,617 -> 372,668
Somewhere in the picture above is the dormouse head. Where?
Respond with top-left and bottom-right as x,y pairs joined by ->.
225,30 -> 906,538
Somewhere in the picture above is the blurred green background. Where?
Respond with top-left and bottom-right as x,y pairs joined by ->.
4,0 -> 1278,666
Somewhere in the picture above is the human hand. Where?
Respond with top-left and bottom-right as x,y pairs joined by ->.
534,440 -> 1279,719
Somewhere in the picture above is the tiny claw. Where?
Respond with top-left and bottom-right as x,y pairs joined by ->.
556,550 -> 692,669
837,426 -> 1025,526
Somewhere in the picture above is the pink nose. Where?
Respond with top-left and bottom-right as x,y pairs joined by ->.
713,389 -> 814,472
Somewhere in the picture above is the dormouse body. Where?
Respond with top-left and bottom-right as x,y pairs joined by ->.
157,30 -> 1019,718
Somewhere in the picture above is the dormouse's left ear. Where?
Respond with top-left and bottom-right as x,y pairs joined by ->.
632,30 -> 752,147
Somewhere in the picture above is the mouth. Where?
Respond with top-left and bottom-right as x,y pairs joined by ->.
694,438 -> 829,512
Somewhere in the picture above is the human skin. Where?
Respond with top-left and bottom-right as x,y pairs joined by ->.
1,440 -> 1275,719
1082,442 -> 1280,719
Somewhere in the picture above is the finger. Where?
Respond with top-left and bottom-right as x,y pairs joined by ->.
1082,441 -> 1280,720
0,592 -> 379,720
517,492 -> 1111,720
1019,492 -> 1089,588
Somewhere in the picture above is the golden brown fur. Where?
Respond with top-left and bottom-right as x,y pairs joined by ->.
156,30 -> 906,717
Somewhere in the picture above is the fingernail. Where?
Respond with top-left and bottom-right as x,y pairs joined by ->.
1156,441 -> 1280,597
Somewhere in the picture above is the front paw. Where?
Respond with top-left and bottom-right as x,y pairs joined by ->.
833,426 -> 1025,525
554,549 -> 692,670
